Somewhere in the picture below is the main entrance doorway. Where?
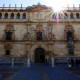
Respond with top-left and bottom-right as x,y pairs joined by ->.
34,48 -> 45,63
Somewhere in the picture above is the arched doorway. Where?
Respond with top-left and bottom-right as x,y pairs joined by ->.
34,48 -> 45,63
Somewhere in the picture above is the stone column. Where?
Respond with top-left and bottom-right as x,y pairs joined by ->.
27,57 -> 31,67
27,52 -> 31,67
51,56 -> 55,68
25,45 -> 31,68
11,57 -> 15,69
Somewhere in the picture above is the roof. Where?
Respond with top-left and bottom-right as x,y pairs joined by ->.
0,3 -> 52,12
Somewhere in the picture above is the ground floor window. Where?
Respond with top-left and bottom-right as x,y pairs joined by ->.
5,50 -> 11,56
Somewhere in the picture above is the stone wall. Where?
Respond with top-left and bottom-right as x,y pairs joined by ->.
0,22 -> 79,57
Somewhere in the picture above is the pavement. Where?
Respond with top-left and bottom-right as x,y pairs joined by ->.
6,63 -> 80,80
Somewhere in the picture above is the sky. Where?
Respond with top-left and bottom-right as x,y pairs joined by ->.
0,0 -> 80,12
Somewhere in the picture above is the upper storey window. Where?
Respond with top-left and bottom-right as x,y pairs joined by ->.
5,24 -> 14,40
16,13 -> 20,19
36,32 -> 42,40
64,13 -> 68,19
10,13 -> 14,19
52,14 -> 56,19
4,13 -> 8,19
76,13 -> 80,19
0,13 -> 2,19
22,13 -> 26,19
70,13 -> 74,19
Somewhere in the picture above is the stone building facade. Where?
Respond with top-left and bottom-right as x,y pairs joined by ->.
0,3 -> 80,63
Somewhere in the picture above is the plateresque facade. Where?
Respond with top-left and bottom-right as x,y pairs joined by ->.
0,3 -> 80,63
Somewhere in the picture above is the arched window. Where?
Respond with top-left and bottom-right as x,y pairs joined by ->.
22,13 -> 26,19
4,13 -> 8,19
76,13 -> 80,19
64,13 -> 68,19
70,13 -> 74,19
16,13 -> 20,19
52,14 -> 56,19
10,13 -> 14,19
0,13 -> 2,19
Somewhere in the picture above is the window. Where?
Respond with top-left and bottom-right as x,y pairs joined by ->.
64,13 -> 68,16
22,13 -> 26,19
70,13 -> 74,19
4,13 -> 8,19
5,50 -> 10,56
28,15 -> 30,21
36,32 -> 42,40
64,13 -> 68,19
67,31 -> 74,55
52,14 -> 56,19
0,13 -> 2,19
76,13 -> 80,19
67,42 -> 74,55
16,13 -> 20,19
5,32 -> 13,40
10,13 -> 14,19
67,31 -> 73,41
